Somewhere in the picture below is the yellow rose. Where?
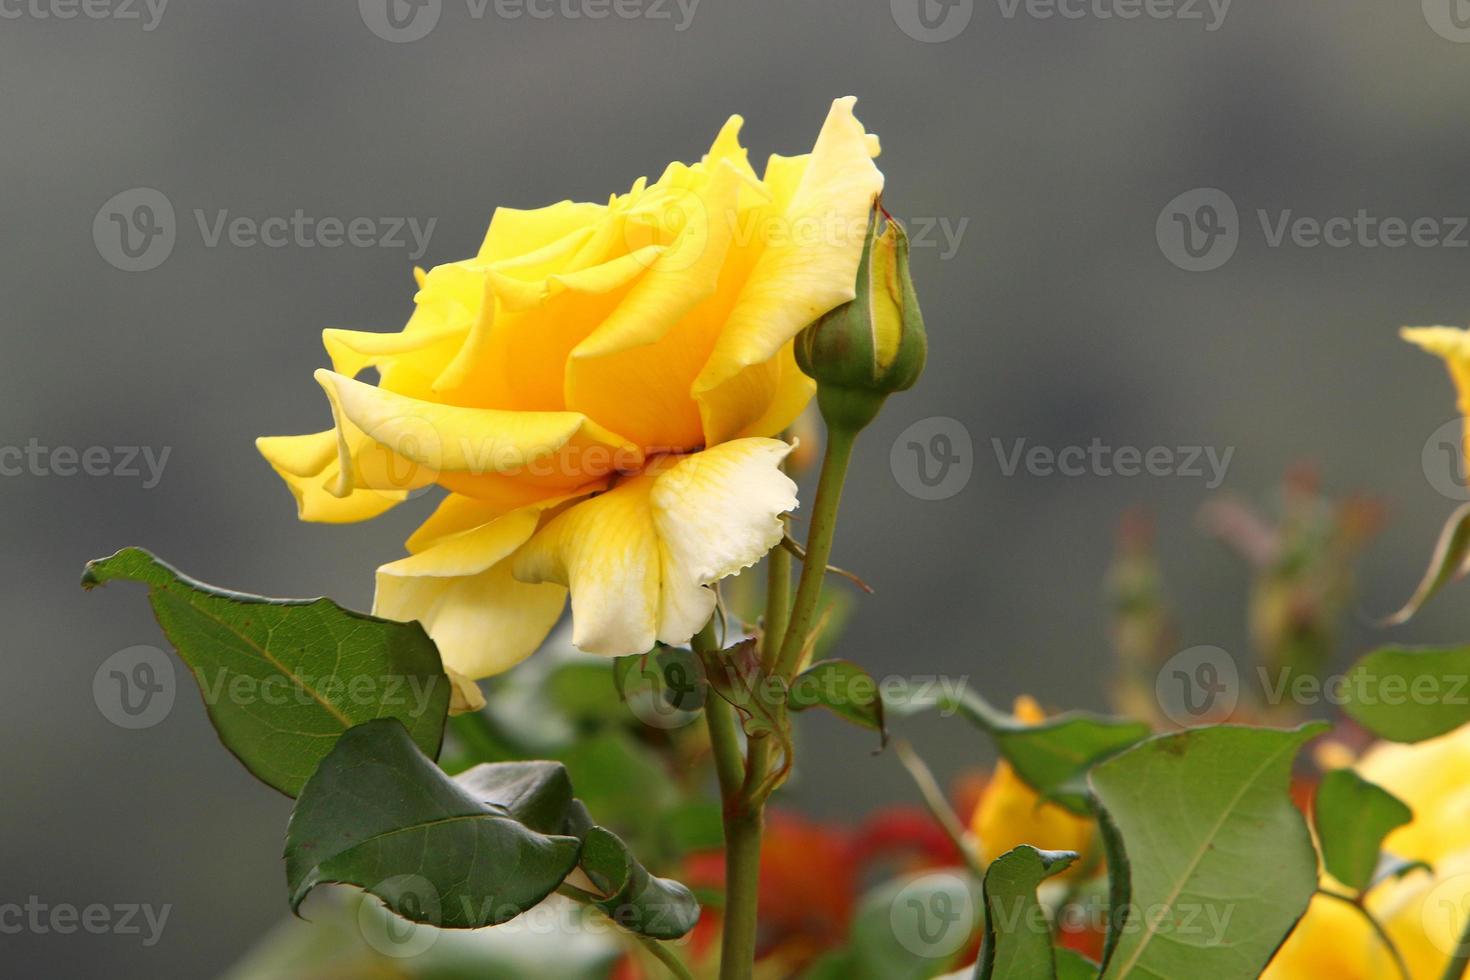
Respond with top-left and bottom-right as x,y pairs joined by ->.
257,98 -> 884,698
970,696 -> 1097,872
1266,724 -> 1470,979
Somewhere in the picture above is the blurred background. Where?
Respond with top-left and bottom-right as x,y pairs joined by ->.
6,0 -> 1470,974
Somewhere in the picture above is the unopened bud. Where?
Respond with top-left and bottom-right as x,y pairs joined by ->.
795,202 -> 927,431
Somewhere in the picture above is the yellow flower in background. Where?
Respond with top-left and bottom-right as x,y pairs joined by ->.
1266,724 -> 1470,979
971,696 -> 1096,872
257,98 -> 884,695
1404,325 -> 1470,460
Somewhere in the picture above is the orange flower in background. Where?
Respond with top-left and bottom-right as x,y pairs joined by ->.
257,99 -> 884,702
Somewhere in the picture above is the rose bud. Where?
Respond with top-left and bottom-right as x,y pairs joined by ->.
795,201 -> 927,432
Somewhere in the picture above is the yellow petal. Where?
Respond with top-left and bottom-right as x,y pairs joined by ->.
313,369 -> 642,491
256,429 -> 408,523
572,159 -> 743,360
1404,325 -> 1470,416
651,438 -> 797,584
513,472 -> 663,656
695,97 -> 884,441
477,200 -> 606,262
376,499 -> 575,679
446,667 -> 488,715
514,440 -> 798,655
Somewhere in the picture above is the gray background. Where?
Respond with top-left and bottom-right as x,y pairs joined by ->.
6,0 -> 1470,975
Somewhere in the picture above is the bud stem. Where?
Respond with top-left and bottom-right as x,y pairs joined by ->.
774,422 -> 859,683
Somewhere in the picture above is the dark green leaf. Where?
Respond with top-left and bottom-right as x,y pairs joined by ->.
82,547 -> 449,796
976,846 -> 1078,980
567,803 -> 700,940
455,759 -> 574,836
789,659 -> 887,745
1341,646 -> 1470,742
285,719 -> 581,927
1089,723 -> 1325,980
1383,502 -> 1470,625
1313,769 -> 1412,892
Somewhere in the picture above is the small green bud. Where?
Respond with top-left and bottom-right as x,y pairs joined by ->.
795,202 -> 927,432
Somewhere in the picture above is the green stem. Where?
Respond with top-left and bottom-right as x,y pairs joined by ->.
557,885 -> 695,980
1316,889 -> 1410,980
1441,902 -> 1470,980
773,425 -> 858,682
695,613 -> 766,980
697,621 -> 745,798
719,809 -> 764,980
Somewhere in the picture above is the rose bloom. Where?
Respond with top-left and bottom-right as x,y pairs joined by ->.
258,98 -> 883,706
1265,724 -> 1470,978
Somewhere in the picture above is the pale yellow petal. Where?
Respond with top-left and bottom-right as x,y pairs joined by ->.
376,500 -> 575,679
651,438 -> 797,584
514,474 -> 662,656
